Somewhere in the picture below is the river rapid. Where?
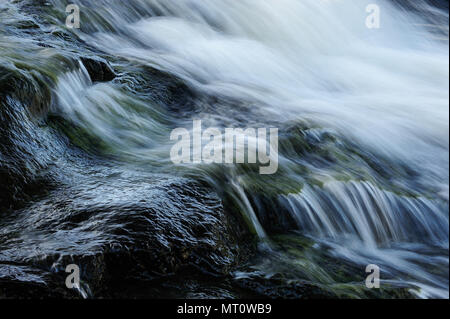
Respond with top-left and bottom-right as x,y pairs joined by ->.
0,0 -> 448,298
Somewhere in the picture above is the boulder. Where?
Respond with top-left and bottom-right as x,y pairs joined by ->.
80,57 -> 116,83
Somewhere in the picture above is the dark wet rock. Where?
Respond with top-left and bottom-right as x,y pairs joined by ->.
247,193 -> 299,234
391,0 -> 449,10
117,65 -> 197,116
80,57 -> 116,83
0,170 -> 253,298
0,66 -> 61,211
234,277 -> 338,299
222,234 -> 418,300
0,264 -> 78,299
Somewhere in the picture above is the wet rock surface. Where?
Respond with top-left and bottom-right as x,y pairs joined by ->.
80,57 -> 116,83
1,0 -> 447,299
0,66 -> 61,211
0,165 -> 253,298
0,264 -> 77,299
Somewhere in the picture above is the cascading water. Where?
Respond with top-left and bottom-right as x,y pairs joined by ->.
1,0 -> 448,299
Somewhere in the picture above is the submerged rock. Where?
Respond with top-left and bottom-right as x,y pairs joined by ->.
80,57 -> 116,83
0,265 -> 78,299
0,169 -> 252,298
0,66 -> 59,211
